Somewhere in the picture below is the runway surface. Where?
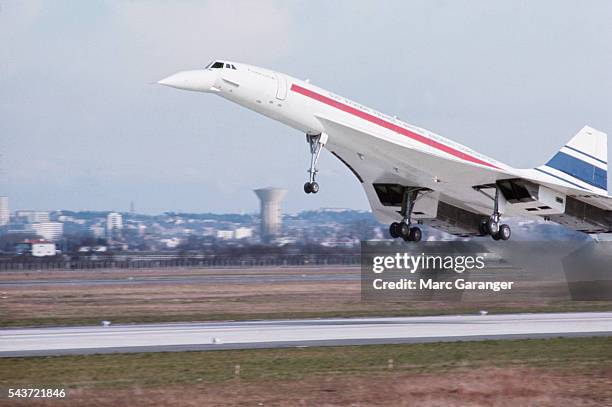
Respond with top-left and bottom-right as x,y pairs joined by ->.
2,312 -> 611,357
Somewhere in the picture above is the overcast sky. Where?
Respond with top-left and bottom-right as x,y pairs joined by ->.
1,0 -> 611,214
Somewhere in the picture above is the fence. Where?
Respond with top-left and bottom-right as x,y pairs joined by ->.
0,254 -> 361,271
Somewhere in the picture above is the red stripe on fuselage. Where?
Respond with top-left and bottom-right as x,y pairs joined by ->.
290,84 -> 500,170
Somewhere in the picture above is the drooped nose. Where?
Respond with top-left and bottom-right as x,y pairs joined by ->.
157,70 -> 218,92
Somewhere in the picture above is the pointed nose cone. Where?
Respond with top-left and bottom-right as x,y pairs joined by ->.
157,74 -> 182,87
157,70 -> 218,93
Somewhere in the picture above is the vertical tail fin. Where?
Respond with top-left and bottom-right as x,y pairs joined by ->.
537,126 -> 607,192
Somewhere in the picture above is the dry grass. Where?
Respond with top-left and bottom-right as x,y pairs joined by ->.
0,266 -> 611,327
61,367 -> 611,407
2,337 -> 612,406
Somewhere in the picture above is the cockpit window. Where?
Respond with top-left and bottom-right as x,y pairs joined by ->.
205,61 -> 236,70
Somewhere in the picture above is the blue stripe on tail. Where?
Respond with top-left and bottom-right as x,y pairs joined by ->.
546,152 -> 607,190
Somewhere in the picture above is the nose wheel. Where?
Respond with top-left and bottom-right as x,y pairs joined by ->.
304,181 -> 319,194
304,133 -> 328,194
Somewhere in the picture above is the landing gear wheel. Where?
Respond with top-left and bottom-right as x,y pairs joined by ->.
389,222 -> 401,238
388,188 -> 428,242
491,232 -> 501,241
303,182 -> 319,194
409,227 -> 422,242
498,224 -> 511,241
398,222 -> 410,240
478,220 -> 488,236
486,218 -> 499,236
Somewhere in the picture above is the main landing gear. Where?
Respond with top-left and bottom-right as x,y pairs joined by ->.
389,188 -> 425,242
474,184 -> 511,241
304,133 -> 328,194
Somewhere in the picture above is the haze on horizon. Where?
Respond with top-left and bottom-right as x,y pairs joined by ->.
1,0 -> 611,214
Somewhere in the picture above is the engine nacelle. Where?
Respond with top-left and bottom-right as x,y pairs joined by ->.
548,196 -> 612,233
424,200 -> 488,237
496,179 -> 612,233
497,179 -> 566,215
373,183 -> 487,236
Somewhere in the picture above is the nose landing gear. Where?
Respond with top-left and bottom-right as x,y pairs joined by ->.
304,133 -> 328,194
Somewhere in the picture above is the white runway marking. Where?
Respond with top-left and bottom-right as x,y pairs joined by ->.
1,312 -> 611,357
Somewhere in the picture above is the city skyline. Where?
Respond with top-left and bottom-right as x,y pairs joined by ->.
0,196 -> 368,216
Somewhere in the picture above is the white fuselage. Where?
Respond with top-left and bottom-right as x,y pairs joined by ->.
215,63 -> 505,171
215,63 -> 517,212
158,61 -> 609,228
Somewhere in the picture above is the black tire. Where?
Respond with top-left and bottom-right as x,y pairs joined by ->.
303,182 -> 312,194
389,222 -> 400,238
409,227 -> 422,242
310,182 -> 319,194
398,222 -> 410,239
486,218 -> 499,235
478,220 -> 488,236
491,232 -> 501,241
499,224 -> 511,241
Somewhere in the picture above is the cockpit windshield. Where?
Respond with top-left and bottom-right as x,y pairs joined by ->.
205,60 -> 237,70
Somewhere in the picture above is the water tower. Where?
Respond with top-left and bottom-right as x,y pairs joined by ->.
254,187 -> 287,243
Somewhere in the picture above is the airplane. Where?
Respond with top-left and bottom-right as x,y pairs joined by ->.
158,60 -> 611,242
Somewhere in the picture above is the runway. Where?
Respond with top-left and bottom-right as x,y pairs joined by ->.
2,312 -> 611,357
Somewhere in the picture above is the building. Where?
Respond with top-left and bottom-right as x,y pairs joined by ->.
254,187 -> 287,243
90,224 -> 105,238
106,212 -> 123,237
202,227 -> 215,237
234,227 -> 253,239
0,196 -> 8,226
31,241 -> 57,257
7,224 -> 35,235
15,210 -> 50,223
160,237 -> 181,248
216,230 -> 234,240
16,240 -> 57,257
31,222 -> 64,241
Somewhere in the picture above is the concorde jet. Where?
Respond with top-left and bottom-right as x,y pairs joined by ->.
158,60 -> 611,242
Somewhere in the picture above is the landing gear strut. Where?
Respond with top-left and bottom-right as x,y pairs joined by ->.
304,133 -> 328,194
474,184 -> 511,241
389,188 -> 425,242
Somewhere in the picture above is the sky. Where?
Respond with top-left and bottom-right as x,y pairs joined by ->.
1,0 -> 611,214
